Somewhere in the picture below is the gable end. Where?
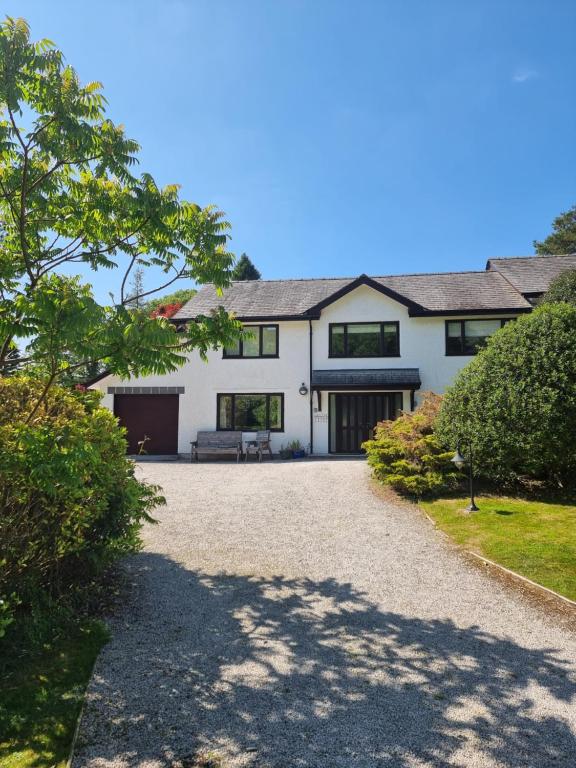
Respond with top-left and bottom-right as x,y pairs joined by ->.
307,274 -> 425,315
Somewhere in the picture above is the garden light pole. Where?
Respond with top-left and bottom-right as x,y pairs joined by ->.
451,442 -> 479,512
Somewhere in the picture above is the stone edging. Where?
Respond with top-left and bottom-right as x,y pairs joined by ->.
66,696 -> 85,768
420,509 -> 576,609
66,649 -> 102,768
466,551 -> 576,608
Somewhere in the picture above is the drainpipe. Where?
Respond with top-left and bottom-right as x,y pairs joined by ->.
309,317 -> 314,455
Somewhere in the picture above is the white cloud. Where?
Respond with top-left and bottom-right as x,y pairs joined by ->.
512,68 -> 539,83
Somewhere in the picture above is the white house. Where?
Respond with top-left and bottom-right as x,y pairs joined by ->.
90,255 -> 576,456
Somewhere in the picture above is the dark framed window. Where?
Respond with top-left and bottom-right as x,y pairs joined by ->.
445,318 -> 511,356
223,325 -> 279,358
329,322 -> 400,357
217,393 -> 284,431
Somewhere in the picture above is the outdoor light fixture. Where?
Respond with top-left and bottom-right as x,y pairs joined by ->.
451,442 -> 479,512
299,383 -> 309,396
451,448 -> 466,469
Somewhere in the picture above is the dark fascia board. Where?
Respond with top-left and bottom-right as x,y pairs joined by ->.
173,313 -> 320,323
84,369 -> 112,386
172,301 -> 532,322
311,383 -> 421,391
408,306 -> 533,318
236,313 -> 320,322
307,274 -> 425,314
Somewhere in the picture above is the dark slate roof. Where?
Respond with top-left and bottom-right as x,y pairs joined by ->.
174,269 -> 533,320
175,277 -> 353,318
375,271 -> 530,313
311,368 -> 421,389
486,254 -> 576,295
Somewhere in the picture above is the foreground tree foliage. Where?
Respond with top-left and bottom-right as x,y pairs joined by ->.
363,393 -> 461,498
534,204 -> 576,255
0,378 -> 163,641
0,17 -> 241,413
0,16 -> 240,650
437,304 -> 576,490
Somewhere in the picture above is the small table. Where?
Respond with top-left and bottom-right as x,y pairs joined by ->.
244,440 -> 259,463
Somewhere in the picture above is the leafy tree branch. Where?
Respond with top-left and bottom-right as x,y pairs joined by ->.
0,16 -> 242,407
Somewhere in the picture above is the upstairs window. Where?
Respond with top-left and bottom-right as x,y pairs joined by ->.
224,325 -> 279,358
446,319 -> 510,355
329,322 -> 400,357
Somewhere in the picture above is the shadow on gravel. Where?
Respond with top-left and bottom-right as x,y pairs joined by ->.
75,553 -> 576,768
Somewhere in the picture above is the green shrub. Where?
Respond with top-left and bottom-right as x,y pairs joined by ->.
363,393 -> 462,498
541,269 -> 576,306
437,303 -> 576,490
0,377 -> 163,642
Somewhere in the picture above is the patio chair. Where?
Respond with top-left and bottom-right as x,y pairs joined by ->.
244,430 -> 273,463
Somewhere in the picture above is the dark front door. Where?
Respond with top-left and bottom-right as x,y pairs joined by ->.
114,394 -> 179,455
331,392 -> 402,454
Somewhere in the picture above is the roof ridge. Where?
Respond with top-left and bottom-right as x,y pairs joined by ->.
228,276 -> 353,284
488,253 -> 576,262
375,269 -> 494,278
225,269 -> 501,286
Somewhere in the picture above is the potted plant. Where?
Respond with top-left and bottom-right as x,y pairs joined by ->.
288,439 -> 306,459
279,444 -> 292,460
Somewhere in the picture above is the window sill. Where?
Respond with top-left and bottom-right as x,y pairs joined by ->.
217,428 -> 284,433
222,355 -> 280,360
328,354 -> 401,359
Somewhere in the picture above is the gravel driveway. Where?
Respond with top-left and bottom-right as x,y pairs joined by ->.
74,459 -> 576,768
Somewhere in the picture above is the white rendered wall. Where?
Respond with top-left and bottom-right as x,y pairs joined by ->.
309,284 -> 516,453
91,285 -> 517,455
91,321 -> 312,455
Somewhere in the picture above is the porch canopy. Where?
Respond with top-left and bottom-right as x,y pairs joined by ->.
311,368 -> 421,391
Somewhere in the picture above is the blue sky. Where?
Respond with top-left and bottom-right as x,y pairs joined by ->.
10,0 -> 576,301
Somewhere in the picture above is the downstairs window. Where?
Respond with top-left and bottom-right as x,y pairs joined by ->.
217,393 -> 284,431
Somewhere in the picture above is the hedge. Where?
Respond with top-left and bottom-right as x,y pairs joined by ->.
0,377 -> 163,641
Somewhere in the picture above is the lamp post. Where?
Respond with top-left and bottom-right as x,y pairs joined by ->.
451,442 -> 479,512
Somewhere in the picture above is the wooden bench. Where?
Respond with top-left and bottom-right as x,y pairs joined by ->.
190,431 -> 243,462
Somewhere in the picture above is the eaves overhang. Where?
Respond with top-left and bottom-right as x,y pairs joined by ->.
173,312 -> 321,323
407,306 -> 532,318
84,369 -> 113,386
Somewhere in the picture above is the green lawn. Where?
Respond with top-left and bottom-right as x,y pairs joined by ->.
0,621 -> 108,768
420,496 -> 576,601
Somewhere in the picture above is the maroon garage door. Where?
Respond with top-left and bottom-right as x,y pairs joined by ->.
114,394 -> 179,455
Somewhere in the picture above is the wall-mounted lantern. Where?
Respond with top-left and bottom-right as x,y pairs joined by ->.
299,382 -> 309,396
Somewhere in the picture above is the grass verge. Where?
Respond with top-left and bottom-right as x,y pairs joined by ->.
0,620 -> 109,768
420,496 -> 576,601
